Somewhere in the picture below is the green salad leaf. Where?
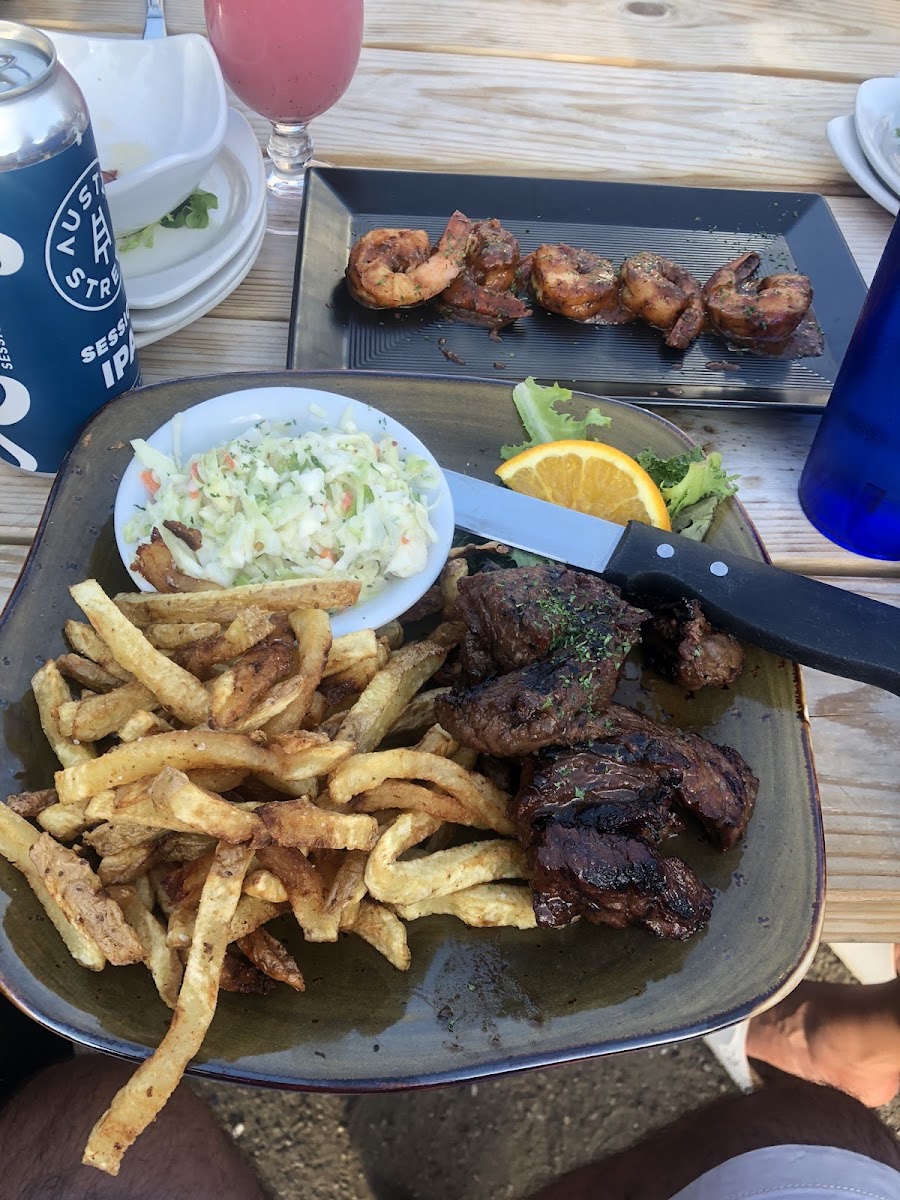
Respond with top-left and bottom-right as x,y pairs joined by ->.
116,189 -> 220,253
636,447 -> 739,540
160,188 -> 219,231
500,377 -> 611,459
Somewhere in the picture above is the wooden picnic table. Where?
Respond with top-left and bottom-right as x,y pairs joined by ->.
4,0 -> 900,941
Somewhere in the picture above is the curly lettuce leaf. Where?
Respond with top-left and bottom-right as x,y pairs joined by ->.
636,447 -> 739,540
500,377 -> 611,459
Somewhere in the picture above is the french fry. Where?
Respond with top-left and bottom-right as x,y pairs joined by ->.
160,853 -> 215,950
54,653 -> 123,694
56,731 -> 274,803
439,558 -> 468,617
108,882 -> 183,1008
220,949 -> 274,994
325,849 -> 368,921
387,688 -> 451,738
32,661 -> 97,768
413,724 -> 459,757
228,608 -> 332,733
83,822 -> 162,857
351,780 -> 495,830
159,832 -> 217,864
173,609 -> 275,679
3,788 -> 57,819
237,928 -> 305,992
70,580 -> 209,726
394,883 -> 537,929
57,681 -> 159,742
364,812 -> 528,906
328,748 -> 514,835
208,636 -> 295,729
132,533 -> 220,595
98,838 -> 167,887
146,767 -> 263,844
28,833 -> 144,965
115,578 -> 361,627
374,620 -> 404,650
0,805 -> 105,969
255,845 -> 339,942
82,842 -> 253,1175
336,624 -> 462,753
318,654 -> 381,710
144,621 -> 221,649
37,799 -> 94,841
64,620 -> 133,681
256,797 -> 378,851
323,629 -> 377,677
344,899 -> 410,971
116,710 -> 174,742
229,893 -> 286,941
243,867 -> 289,904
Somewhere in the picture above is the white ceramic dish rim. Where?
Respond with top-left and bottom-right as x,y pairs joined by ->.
131,201 -> 266,332
854,77 -> 900,198
122,109 -> 266,310
827,115 -> 899,217
113,387 -> 455,637
47,31 -> 228,211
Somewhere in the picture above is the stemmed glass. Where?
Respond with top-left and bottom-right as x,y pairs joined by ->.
204,0 -> 364,232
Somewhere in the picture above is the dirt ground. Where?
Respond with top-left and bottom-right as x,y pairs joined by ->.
193,946 -> 900,1200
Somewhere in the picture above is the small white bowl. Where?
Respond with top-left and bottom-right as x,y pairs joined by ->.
48,31 -> 228,236
114,386 -> 455,637
854,77 -> 900,201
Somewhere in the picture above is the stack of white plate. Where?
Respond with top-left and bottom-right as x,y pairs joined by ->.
828,78 -> 900,216
123,109 -> 267,349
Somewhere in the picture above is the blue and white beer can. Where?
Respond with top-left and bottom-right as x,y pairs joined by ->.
0,21 -> 140,474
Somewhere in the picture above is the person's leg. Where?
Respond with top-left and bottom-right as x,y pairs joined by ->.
526,1070 -> 900,1200
746,977 -> 900,1107
0,1055 -> 268,1200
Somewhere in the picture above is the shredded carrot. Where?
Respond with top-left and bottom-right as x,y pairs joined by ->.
223,452 -> 236,470
140,469 -> 160,496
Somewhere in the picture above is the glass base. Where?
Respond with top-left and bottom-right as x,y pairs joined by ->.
264,163 -> 306,236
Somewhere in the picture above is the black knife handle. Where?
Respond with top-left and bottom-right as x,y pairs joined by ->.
603,520 -> 900,696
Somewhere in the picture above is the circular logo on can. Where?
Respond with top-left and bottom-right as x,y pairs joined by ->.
45,158 -> 121,311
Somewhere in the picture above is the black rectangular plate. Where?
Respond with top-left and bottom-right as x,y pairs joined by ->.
287,168 -> 867,410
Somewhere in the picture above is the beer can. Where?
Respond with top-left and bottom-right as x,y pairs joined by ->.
0,21 -> 140,474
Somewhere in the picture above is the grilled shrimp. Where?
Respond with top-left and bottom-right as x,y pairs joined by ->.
619,252 -> 704,349
703,252 -> 812,349
346,210 -> 472,308
440,218 -> 530,328
531,244 -> 634,323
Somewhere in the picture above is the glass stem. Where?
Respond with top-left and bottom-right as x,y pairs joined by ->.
267,121 -> 314,194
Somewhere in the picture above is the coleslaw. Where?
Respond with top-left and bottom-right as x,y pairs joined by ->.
123,416 -> 440,597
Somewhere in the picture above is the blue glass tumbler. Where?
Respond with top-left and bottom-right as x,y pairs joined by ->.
798,212 -> 900,559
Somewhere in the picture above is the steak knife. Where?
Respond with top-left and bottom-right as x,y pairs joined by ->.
445,469 -> 900,697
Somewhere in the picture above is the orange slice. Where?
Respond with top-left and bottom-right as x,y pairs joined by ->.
496,439 -> 672,530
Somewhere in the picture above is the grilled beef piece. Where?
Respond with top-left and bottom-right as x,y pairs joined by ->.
642,598 -> 744,691
515,745 -> 682,845
454,564 -> 647,682
436,565 -> 647,755
532,823 -> 713,938
437,646 -> 622,756
583,704 -> 757,851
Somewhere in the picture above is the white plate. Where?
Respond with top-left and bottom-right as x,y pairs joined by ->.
827,114 -> 899,216
132,204 -> 266,334
854,78 -> 900,199
133,211 -> 265,349
113,387 -> 455,637
47,30 -> 228,235
120,108 -> 266,310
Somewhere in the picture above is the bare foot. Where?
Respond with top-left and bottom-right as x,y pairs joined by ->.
747,979 -> 900,1108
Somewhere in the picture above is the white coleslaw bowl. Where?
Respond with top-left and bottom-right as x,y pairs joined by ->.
47,31 -> 228,236
113,386 -> 455,637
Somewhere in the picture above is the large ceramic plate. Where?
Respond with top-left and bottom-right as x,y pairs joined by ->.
0,371 -> 823,1090
287,168 -> 867,410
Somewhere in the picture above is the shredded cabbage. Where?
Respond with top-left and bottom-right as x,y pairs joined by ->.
123,417 -> 439,597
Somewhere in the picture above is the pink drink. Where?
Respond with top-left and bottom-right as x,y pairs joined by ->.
205,0 -> 363,123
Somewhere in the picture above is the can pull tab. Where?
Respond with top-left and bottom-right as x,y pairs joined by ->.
0,53 -> 30,84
